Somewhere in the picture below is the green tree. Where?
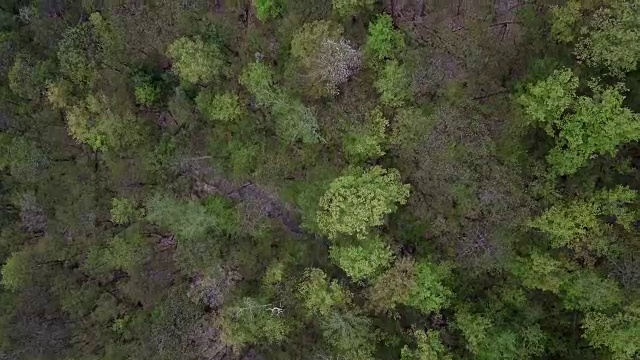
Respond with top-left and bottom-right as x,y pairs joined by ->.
297,268 -> 351,317
529,186 -> 636,258
1,249 -> 36,291
110,198 -> 140,224
366,14 -> 404,64
455,311 -> 546,360
220,297 -> 291,347
196,91 -> 245,123
291,20 -> 361,97
404,261 -> 453,314
401,330 -> 453,360
375,60 -> 412,107
317,166 -> 410,239
329,235 -> 394,281
146,195 -> 238,241
239,61 -> 276,106
167,37 -> 224,84
519,68 -> 640,175
367,257 -> 416,313
320,310 -> 377,360
571,1 -> 640,74
255,0 -> 283,21
343,106 -> 388,162
583,303 -> 640,360
8,54 -> 50,100
65,93 -> 144,151
132,72 -> 160,106
332,0 -> 375,18
561,270 -> 623,312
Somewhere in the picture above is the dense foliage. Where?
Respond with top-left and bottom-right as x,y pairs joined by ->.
0,1 -> 639,359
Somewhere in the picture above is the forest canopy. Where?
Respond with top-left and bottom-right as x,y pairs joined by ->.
0,1 -> 639,360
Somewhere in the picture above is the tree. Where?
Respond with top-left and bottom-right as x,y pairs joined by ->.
196,91 -> 245,123
239,61 -> 276,106
365,14 -> 404,65
8,54 -> 50,100
291,20 -> 361,96
65,93 -> 145,151
254,0 -> 283,21
332,0 -> 375,18
375,60 -> 412,107
57,21 -> 101,86
583,303 -> 640,360
167,37 -> 224,84
403,261 -> 453,314
240,62 -> 320,143
552,0 -> 640,75
529,186 -> 636,258
342,106 -> 388,162
1,249 -> 36,291
329,235 -> 394,281
367,257 -> 416,313
320,310 -> 377,360
132,72 -> 160,106
455,310 -> 546,360
317,166 -> 410,239
561,270 -> 623,312
110,198 -> 140,224
401,329 -> 453,360
220,297 -> 291,347
510,252 -> 571,294
297,268 -> 351,317
146,195 -> 238,241
519,68 -> 640,175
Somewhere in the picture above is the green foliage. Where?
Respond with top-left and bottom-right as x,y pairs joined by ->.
1,249 -> 35,291
375,60 -> 412,107
367,257 -> 416,313
511,252 -> 571,294
343,107 -> 388,162
404,261 -> 453,314
519,68 -> 640,175
317,166 -> 410,239
561,270 -> 623,312
389,107 -> 433,150
366,14 -> 404,64
146,195 -> 238,241
132,73 -> 160,106
329,235 -> 394,281
575,1 -> 640,74
8,54 -> 50,100
550,1 -> 582,43
255,0 -> 283,21
66,94 -> 145,152
57,21 -> 100,85
239,61 -> 275,106
332,0 -> 375,18
401,330 -> 453,360
110,198 -> 140,224
298,268 -> 351,317
320,310 -> 377,360
240,62 -> 320,143
167,37 -> 224,84
0,135 -> 47,182
220,297 -> 291,347
583,303 -> 640,360
529,186 -> 636,257
87,231 -> 151,275
455,311 -> 546,360
291,20 -> 361,97
196,91 -> 244,123
270,95 -> 321,144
